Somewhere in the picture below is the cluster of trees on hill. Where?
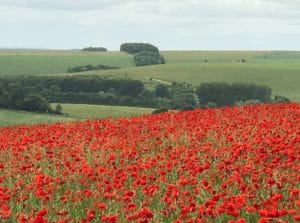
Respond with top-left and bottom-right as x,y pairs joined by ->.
0,82 -> 62,114
133,51 -> 165,67
120,43 -> 165,66
82,47 -> 107,52
0,75 -> 290,114
120,43 -> 159,54
67,64 -> 119,73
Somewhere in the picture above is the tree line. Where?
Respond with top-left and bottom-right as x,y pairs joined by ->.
0,75 -> 290,114
82,47 -> 107,52
67,64 -> 119,73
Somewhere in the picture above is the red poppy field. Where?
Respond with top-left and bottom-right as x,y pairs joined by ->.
0,103 -> 299,223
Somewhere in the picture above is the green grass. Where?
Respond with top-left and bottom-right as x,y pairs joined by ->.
52,103 -> 155,119
0,109 -> 74,126
0,104 -> 154,127
161,50 -> 270,63
0,50 -> 133,76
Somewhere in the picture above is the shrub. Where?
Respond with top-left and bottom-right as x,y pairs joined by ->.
49,85 -> 61,93
155,84 -> 170,98
152,107 -> 169,114
0,84 -> 11,108
274,95 -> 291,103
235,100 -> 261,106
67,65 -> 119,73
21,94 -> 51,113
206,102 -> 217,108
180,104 -> 195,111
243,99 -> 261,105
133,51 -> 165,67
54,104 -> 63,115
235,101 -> 244,107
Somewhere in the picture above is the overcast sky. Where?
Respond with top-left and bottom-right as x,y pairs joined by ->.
1,0 -> 300,50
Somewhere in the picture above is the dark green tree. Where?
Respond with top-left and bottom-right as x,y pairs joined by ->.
0,83 -> 11,108
8,83 -> 26,109
55,104 -> 63,114
21,94 -> 51,112
133,51 -> 165,67
120,43 -> 159,54
155,84 -> 170,98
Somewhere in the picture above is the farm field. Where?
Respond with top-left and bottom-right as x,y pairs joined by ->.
0,50 -> 133,76
51,103 -> 155,119
0,104 -> 154,127
0,103 -> 299,222
0,109 -> 74,127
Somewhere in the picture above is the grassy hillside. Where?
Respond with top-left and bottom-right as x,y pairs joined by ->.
0,109 -> 74,126
0,50 -> 133,76
0,104 -> 154,127
161,50 -> 270,63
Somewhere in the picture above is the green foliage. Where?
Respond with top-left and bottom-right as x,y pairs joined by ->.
155,84 -> 170,98
0,83 -> 11,108
152,107 -> 169,114
274,95 -> 291,103
133,51 -> 165,67
49,85 -> 61,93
196,82 -> 272,107
34,83 -> 46,91
206,102 -> 217,108
21,94 -> 51,112
170,93 -> 196,109
82,47 -> 107,52
235,100 -> 262,106
151,98 -> 171,108
8,83 -> 26,109
0,76 -> 148,109
118,80 -> 145,97
0,75 -> 201,110
55,104 -> 63,115
180,104 -> 195,111
67,64 -> 119,73
120,43 -> 159,54
244,99 -> 261,105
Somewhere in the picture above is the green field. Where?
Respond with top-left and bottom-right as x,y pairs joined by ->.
0,50 -> 133,76
51,103 -> 154,119
0,104 -> 154,127
0,109 -> 74,126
